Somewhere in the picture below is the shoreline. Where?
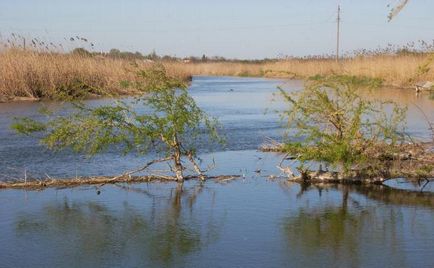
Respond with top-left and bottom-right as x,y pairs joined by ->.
0,77 -> 423,104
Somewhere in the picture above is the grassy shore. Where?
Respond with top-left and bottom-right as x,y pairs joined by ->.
167,54 -> 434,87
0,49 -> 191,101
1,48 -> 433,101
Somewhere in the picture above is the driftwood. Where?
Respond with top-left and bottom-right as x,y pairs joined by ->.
259,140 -> 286,153
265,140 -> 434,185
0,174 -> 241,190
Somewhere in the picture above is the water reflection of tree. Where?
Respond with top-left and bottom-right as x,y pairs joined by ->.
15,183 -> 222,267
280,182 -> 434,267
282,187 -> 361,266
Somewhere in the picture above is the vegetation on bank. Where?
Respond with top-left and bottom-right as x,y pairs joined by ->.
1,46 -> 434,102
0,48 -> 193,102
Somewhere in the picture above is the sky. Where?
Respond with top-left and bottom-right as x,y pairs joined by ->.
0,0 -> 433,59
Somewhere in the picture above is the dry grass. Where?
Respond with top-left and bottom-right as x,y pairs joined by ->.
167,54 -> 434,87
0,49 -> 133,100
165,61 -> 265,77
267,55 -> 434,87
0,48 -> 190,101
1,48 -> 433,101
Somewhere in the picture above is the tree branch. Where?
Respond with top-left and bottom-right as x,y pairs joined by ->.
110,156 -> 174,181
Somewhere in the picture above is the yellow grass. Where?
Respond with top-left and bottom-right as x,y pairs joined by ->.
1,48 -> 433,101
167,54 -> 434,87
0,49 -> 190,101
268,55 -> 434,87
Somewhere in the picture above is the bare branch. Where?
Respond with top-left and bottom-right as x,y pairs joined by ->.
388,0 -> 410,22
277,153 -> 296,178
110,156 -> 174,181
187,151 -> 206,181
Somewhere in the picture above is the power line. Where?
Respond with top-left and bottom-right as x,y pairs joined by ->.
336,5 -> 341,62
2,21 -> 335,34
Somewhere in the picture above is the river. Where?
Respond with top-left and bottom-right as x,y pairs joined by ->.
1,76 -> 434,267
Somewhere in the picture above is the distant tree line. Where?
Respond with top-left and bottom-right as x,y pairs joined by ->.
71,47 -> 279,63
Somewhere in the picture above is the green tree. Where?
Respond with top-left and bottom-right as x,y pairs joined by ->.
279,75 -> 407,179
72,47 -> 92,57
12,65 -> 222,181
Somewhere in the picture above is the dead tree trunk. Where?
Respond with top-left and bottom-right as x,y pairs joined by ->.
172,135 -> 184,181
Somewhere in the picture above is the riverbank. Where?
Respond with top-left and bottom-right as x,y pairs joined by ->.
1,49 -> 433,102
0,49 -> 192,102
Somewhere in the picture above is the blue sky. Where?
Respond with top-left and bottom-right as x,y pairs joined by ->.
0,0 -> 432,59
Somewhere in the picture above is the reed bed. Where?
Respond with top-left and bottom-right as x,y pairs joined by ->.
0,48 -> 190,101
267,55 -> 434,87
1,48 -> 433,101
167,54 -> 434,87
165,61 -> 265,77
0,49 -> 131,100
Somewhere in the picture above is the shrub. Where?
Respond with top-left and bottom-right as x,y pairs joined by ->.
280,75 -> 407,178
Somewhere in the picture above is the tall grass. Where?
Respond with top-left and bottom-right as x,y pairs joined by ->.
0,48 -> 190,101
0,49 -> 135,100
0,47 -> 433,101
269,55 -> 434,87
167,54 -> 434,87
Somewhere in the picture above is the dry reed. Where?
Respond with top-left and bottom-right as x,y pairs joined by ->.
0,48 -> 190,101
166,54 -> 434,87
1,48 -> 433,101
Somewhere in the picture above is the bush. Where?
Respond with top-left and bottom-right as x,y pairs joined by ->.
280,75 -> 407,178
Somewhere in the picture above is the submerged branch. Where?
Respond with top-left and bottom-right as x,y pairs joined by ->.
0,174 -> 241,190
109,157 -> 174,181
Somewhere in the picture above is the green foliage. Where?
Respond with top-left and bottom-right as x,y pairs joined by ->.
12,65 -> 222,180
11,118 -> 46,134
132,66 -> 223,156
309,74 -> 383,89
280,75 -> 407,176
72,48 -> 92,57
119,80 -> 131,89
238,70 -> 251,77
52,79 -> 103,101
108,48 -> 148,60
415,165 -> 434,178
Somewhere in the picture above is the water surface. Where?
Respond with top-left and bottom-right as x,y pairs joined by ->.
1,76 -> 434,268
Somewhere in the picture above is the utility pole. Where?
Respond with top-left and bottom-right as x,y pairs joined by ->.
336,5 -> 341,63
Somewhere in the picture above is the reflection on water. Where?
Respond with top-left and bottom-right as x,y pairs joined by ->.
280,182 -> 434,267
360,88 -> 434,141
1,179 -> 434,268
10,183 -> 222,267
